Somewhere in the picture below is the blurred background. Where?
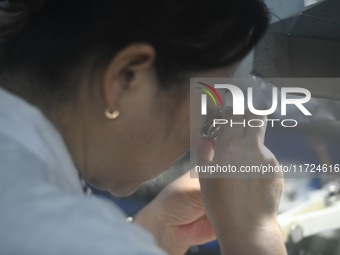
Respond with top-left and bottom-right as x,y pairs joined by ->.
92,0 -> 340,254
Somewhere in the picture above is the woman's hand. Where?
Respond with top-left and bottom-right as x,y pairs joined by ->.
197,112 -> 286,255
135,112 -> 286,255
134,171 -> 215,255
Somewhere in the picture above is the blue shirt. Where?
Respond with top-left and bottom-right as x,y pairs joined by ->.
0,88 -> 166,255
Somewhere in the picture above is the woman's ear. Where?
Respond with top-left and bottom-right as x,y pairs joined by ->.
102,44 -> 156,113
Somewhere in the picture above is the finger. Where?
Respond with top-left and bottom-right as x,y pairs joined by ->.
171,170 -> 200,190
214,107 -> 246,154
244,111 -> 267,144
181,216 -> 216,245
195,138 -> 214,166
219,107 -> 246,141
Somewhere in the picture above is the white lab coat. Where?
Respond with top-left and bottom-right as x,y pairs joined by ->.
0,88 -> 166,255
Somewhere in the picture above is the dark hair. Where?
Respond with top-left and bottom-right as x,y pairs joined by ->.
0,0 -> 269,106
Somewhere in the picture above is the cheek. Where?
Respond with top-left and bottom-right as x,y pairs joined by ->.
161,103 -> 191,157
116,96 -> 190,178
189,88 -> 213,146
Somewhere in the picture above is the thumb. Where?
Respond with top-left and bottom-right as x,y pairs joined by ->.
195,138 -> 215,166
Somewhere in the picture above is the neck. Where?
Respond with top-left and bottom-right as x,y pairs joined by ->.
44,103 -> 88,179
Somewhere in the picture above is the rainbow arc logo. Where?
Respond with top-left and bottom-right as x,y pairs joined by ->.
196,82 -> 222,115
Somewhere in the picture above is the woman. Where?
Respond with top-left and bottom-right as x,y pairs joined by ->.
0,0 -> 286,254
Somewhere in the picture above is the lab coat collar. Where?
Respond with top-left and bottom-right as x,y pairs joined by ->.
0,87 -> 83,194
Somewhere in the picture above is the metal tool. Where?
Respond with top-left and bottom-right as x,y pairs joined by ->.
279,180 -> 340,243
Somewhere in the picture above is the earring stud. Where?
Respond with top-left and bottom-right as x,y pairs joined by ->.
105,109 -> 120,120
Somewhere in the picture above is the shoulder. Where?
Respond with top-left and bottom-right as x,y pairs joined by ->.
0,132 -> 166,255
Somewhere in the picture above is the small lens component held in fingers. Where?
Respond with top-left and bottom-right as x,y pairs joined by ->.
201,110 -> 223,139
